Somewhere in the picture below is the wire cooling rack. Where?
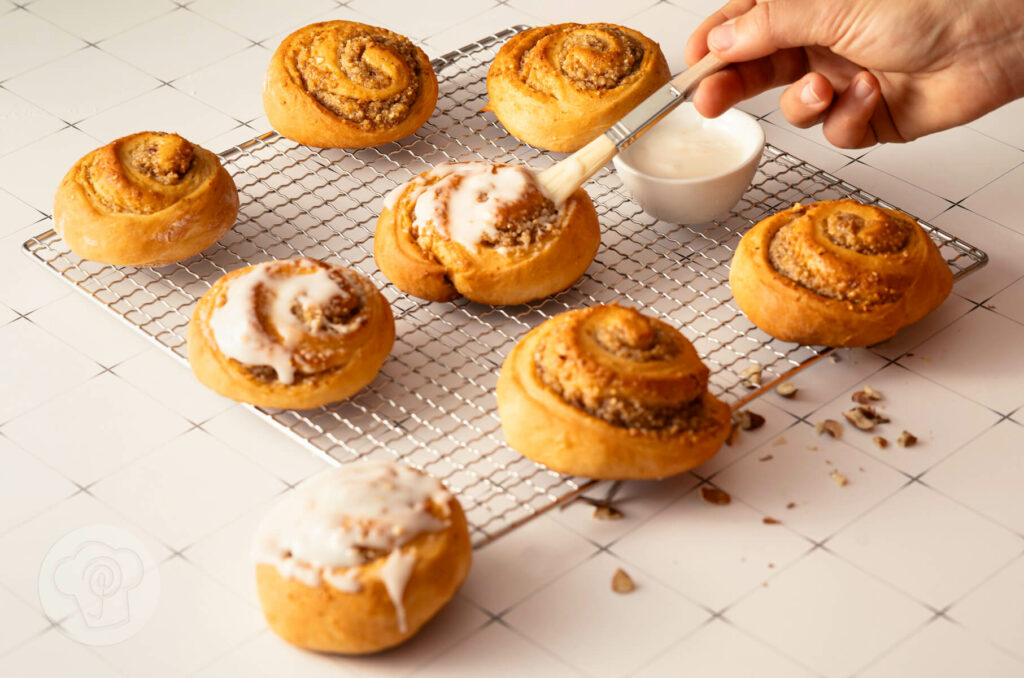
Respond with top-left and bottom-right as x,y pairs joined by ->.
23,26 -> 987,546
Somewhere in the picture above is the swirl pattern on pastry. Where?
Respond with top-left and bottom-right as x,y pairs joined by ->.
486,23 -> 671,151
53,131 -> 238,267
264,21 -> 438,148
497,305 -> 732,479
374,161 -> 600,305
729,200 -> 953,347
254,462 -> 471,654
187,258 -> 394,409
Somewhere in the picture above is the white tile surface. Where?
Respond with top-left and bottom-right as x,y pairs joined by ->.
859,127 -> 1024,202
0,126 -> 101,214
0,317 -> 99,424
4,46 -> 157,124
0,87 -> 65,159
173,44 -> 272,123
458,515 -> 597,614
2,372 -> 192,486
100,8 -> 251,84
415,621 -> 580,678
504,551 -> 709,677
827,482 -> 1022,609
931,206 -> 1024,304
822,363 -> 1001,477
0,8 -> 84,81
29,0 -> 176,44
505,0 -> 656,25
968,98 -> 1024,150
75,84 -> 238,147
871,292 -> 977,361
713,422 -> 908,543
187,0 -> 336,43
0,435 -> 77,534
351,0 -> 495,43
962,162 -> 1024,234
760,117 -> 854,174
950,554 -> 1024,660
425,5 -> 537,57
26,292 -> 150,369
613,482 -> 811,611
693,400 -> 797,478
756,348 -> 888,421
89,428 -> 285,550
988,276 -> 1024,326
833,159 -> 953,221
726,548 -> 931,677
860,618 -> 1024,678
0,628 -> 121,677
112,348 -> 235,424
635,619 -> 818,678
924,420 -> 1024,535
620,2 -> 702,73
0,185 -> 46,238
900,307 -> 1024,415
0,584 -> 50,655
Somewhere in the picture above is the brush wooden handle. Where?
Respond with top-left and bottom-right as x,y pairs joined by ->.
535,53 -> 728,206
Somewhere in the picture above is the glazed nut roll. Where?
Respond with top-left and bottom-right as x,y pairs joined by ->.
53,131 -> 238,267
187,258 -> 395,409
254,462 -> 472,654
374,161 -> 600,305
729,200 -> 953,347
486,23 -> 671,152
497,304 -> 732,480
263,20 -> 438,148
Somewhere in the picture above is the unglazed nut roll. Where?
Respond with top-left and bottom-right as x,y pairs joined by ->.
263,20 -> 438,148
254,462 -> 472,654
374,161 -> 600,305
187,258 -> 395,409
729,200 -> 953,347
53,131 -> 239,267
497,304 -> 732,479
486,23 -> 671,152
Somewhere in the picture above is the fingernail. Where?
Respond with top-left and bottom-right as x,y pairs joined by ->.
852,76 -> 874,99
800,82 -> 823,106
708,22 -> 735,52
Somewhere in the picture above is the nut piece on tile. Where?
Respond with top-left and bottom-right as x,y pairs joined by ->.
611,568 -> 635,594
852,385 -> 883,405
897,430 -> 918,447
775,381 -> 798,398
762,516 -> 780,525
831,469 -> 849,487
843,405 -> 890,431
741,365 -> 762,389
700,486 -> 732,505
733,409 -> 765,431
873,436 -> 889,449
815,419 -> 843,438
593,505 -> 624,521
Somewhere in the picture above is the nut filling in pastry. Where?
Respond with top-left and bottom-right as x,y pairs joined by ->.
264,20 -> 438,148
497,304 -> 732,480
487,23 -> 671,151
253,462 -> 471,654
729,199 -> 953,347
54,131 -> 239,267
374,161 -> 600,305
187,257 -> 395,409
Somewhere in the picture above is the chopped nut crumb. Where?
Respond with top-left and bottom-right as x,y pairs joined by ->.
831,470 -> 849,487
741,365 -> 762,389
815,419 -> 843,438
786,502 -> 797,509
758,454 -> 774,462
724,422 -> 739,446
593,505 -> 623,520
763,517 -> 780,525
843,405 -> 890,431
700,486 -> 731,506
852,385 -> 883,404
733,409 -> 765,431
873,436 -> 889,449
829,353 -> 841,363
611,568 -> 635,594
897,430 -> 918,447
767,562 -> 775,568
775,381 -> 798,398
773,436 -> 787,446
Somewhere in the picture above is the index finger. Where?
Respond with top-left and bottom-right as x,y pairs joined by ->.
684,0 -> 759,66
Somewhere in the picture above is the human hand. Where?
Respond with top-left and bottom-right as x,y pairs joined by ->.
684,0 -> 1024,148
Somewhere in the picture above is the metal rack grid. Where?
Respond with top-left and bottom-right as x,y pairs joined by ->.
23,26 -> 987,547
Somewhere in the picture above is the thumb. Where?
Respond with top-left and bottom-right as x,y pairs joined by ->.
708,0 -> 839,62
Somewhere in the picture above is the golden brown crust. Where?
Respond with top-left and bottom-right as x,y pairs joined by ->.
374,162 -> 600,305
263,20 -> 438,148
187,258 -> 394,409
497,305 -> 731,480
486,23 -> 671,152
53,131 -> 238,267
255,495 -> 471,654
729,200 -> 953,347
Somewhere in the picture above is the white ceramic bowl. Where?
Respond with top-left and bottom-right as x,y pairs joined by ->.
612,102 -> 765,224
